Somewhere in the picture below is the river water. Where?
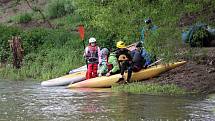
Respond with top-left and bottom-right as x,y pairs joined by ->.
0,80 -> 215,121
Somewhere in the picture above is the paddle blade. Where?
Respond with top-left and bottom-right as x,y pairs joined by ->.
78,25 -> 85,41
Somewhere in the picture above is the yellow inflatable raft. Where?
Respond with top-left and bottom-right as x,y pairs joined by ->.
68,61 -> 186,88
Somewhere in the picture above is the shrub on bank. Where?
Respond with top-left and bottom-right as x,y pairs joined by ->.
20,28 -> 50,54
18,12 -> 32,23
46,0 -> 75,19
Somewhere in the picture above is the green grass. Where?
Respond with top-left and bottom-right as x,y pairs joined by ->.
45,0 -> 75,19
112,82 -> 187,95
8,12 -> 33,24
8,15 -> 19,23
0,47 -> 84,81
52,15 -> 81,29
18,12 -> 32,23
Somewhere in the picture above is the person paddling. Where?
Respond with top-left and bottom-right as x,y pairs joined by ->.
84,37 -> 101,79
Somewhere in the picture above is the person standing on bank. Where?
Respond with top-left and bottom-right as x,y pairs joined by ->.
140,18 -> 158,43
84,37 -> 101,79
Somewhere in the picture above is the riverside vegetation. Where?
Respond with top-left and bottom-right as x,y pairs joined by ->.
0,0 -> 215,95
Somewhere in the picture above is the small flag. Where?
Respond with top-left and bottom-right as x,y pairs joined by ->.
78,25 -> 85,41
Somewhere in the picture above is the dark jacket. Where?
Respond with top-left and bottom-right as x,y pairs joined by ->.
131,48 -> 152,68
132,50 -> 144,67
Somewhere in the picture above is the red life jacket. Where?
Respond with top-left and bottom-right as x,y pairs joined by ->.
107,63 -> 113,71
104,56 -> 113,71
86,45 -> 99,63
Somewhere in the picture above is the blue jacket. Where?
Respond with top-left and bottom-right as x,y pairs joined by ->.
141,48 -> 152,67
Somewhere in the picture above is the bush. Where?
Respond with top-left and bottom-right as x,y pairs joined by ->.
182,23 -> 212,47
20,28 -> 50,54
190,28 -> 210,47
46,0 -> 75,19
18,13 -> 32,23
0,25 -> 22,62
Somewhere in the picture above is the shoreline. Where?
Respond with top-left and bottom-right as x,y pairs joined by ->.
1,48 -> 215,95
142,47 -> 215,94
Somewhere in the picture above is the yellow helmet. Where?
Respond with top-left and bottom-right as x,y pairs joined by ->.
116,41 -> 126,48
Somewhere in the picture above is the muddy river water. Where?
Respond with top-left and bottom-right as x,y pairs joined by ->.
0,80 -> 215,121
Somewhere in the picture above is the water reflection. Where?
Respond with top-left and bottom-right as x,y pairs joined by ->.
0,80 -> 215,121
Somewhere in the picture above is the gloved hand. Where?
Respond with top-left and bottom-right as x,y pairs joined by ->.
128,61 -> 132,65
99,63 -> 102,66
106,72 -> 111,77
119,74 -> 125,79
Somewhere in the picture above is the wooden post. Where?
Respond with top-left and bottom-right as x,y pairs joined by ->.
8,36 -> 24,69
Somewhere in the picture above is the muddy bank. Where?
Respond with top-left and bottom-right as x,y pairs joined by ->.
144,47 -> 215,94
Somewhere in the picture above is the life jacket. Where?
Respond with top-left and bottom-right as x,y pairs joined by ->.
106,61 -> 113,71
86,45 -> 99,63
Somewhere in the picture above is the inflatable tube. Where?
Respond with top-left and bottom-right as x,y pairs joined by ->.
68,65 -> 87,74
41,71 -> 86,87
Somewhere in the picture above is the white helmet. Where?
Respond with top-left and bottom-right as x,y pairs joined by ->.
89,37 -> 96,43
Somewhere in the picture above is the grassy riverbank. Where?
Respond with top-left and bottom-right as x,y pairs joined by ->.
0,25 -> 85,81
112,83 -> 187,95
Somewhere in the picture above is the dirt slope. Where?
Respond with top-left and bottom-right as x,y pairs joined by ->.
145,48 -> 215,94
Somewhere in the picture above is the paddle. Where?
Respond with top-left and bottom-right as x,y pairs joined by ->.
147,58 -> 162,68
78,24 -> 88,69
78,24 -> 85,49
